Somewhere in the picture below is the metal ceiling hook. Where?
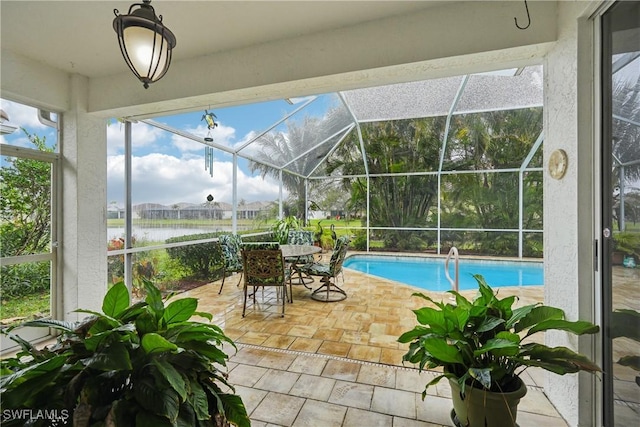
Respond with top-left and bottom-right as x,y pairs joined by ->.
514,0 -> 531,30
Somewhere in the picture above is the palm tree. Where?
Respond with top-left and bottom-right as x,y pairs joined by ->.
247,105 -> 354,218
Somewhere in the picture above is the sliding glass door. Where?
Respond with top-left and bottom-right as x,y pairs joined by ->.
601,2 -> 640,425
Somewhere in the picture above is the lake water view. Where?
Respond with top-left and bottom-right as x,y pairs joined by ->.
108,226 -> 253,242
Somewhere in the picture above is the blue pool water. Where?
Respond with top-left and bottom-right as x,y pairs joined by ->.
342,255 -> 543,291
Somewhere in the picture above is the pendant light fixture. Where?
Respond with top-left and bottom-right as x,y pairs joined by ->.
113,0 -> 176,88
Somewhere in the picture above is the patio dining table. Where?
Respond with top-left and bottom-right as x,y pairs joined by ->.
280,244 -> 322,299
280,244 -> 322,260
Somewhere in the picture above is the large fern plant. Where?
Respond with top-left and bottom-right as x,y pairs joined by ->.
0,280 -> 249,427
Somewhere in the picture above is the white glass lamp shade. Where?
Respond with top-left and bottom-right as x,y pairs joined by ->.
122,26 -> 170,84
113,1 -> 176,88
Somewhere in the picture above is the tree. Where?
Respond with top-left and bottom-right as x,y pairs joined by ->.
328,117 -> 445,249
0,129 -> 53,300
248,105 -> 353,219
441,108 -> 543,254
0,129 -> 53,256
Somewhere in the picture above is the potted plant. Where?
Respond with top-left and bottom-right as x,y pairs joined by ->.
398,274 -> 600,427
0,279 -> 249,427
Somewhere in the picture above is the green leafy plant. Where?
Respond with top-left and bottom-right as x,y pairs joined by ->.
0,279 -> 249,427
612,231 -> 640,259
398,274 -> 600,398
271,216 -> 302,244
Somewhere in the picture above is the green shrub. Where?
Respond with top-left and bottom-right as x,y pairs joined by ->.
0,263 -> 50,298
352,230 -> 368,250
165,233 -> 223,278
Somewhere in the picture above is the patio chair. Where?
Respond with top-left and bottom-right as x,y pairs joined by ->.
300,235 -> 350,302
217,234 -> 243,294
241,242 -> 289,317
286,230 -> 316,289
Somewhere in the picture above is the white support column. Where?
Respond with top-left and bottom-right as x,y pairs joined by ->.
543,3 -> 598,425
232,154 -> 238,233
60,74 -> 108,320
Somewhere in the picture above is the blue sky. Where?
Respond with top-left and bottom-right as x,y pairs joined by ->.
1,96 -> 331,207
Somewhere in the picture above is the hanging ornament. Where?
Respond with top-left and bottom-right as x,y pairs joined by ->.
201,109 -> 217,177
204,146 -> 214,177
201,109 -> 217,142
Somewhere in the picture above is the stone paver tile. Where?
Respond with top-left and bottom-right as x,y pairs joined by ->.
234,385 -> 268,415
317,340 -> 351,357
341,330 -> 370,345
371,387 -> 416,419
357,363 -> 396,388
230,347 -> 271,364
288,337 -> 323,353
517,411 -> 569,427
392,417 -> 442,427
369,333 -> 401,348
262,334 -> 297,349
260,322 -> 292,335
368,323 -> 387,335
395,369 -> 432,394
315,317 -> 337,329
248,421 -> 268,427
523,366 -> 547,387
342,407 -> 393,427
222,327 -> 246,340
251,392 -> 306,427
289,373 -> 336,401
328,380 -> 374,410
344,304 -> 368,313
385,323 -> 408,336
288,325 -> 318,338
321,359 -> 361,381
380,348 -> 406,366
236,331 -> 271,345
433,380 -> 451,398
350,312 -> 373,325
254,369 -> 300,393
228,364 -> 268,387
291,400 -> 347,427
287,354 -> 327,375
312,328 -> 344,341
415,394 -> 452,426
256,351 -> 297,370
347,344 -> 381,363
518,388 -> 563,417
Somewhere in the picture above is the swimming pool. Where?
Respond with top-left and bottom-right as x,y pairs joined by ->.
342,255 -> 543,291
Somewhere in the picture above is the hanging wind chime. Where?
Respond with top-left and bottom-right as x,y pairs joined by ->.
202,110 -> 217,177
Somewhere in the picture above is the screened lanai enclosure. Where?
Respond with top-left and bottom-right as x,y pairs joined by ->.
104,65 -> 544,286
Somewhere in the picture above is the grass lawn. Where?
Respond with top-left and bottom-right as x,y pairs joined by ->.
1,292 -> 50,325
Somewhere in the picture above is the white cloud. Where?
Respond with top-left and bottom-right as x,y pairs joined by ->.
172,123 -> 238,153
107,121 -> 167,155
107,153 -> 283,206
0,99 -> 48,130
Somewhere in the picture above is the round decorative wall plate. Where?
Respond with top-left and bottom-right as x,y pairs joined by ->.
548,149 -> 568,180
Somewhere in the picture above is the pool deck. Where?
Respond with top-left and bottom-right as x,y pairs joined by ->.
182,251 -> 577,427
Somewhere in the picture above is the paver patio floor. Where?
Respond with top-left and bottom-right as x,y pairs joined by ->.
181,252 -> 575,426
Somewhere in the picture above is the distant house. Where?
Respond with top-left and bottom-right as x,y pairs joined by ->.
128,201 -> 272,221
